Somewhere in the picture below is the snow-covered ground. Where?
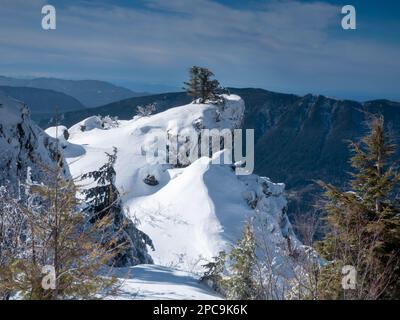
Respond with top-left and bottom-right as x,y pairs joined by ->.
108,265 -> 221,300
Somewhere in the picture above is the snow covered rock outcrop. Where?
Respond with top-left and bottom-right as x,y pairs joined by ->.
0,93 -> 152,268
129,152 -> 303,273
69,115 -> 119,133
44,125 -> 70,149
51,94 -> 309,279
0,92 -> 69,188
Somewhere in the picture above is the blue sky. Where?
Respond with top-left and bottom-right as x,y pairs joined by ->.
0,0 -> 399,101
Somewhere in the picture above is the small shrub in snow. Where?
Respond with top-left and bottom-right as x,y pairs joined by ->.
136,103 -> 156,117
79,116 -> 119,132
100,115 -> 119,129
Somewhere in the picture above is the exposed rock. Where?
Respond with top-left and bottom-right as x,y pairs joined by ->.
143,174 -> 159,186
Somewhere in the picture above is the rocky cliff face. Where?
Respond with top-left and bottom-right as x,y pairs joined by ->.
244,91 -> 400,218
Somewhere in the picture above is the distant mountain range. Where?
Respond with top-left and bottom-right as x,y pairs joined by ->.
236,89 -> 400,215
38,92 -> 192,128
0,86 -> 86,123
0,76 -> 147,107
36,88 -> 400,219
3,83 -> 399,220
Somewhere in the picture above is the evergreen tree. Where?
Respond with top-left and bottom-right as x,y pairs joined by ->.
0,163 -> 118,300
82,147 -> 120,223
225,223 -> 261,299
183,66 -> 200,101
316,115 -> 400,299
183,66 -> 222,103
81,147 -> 154,267
201,251 -> 227,293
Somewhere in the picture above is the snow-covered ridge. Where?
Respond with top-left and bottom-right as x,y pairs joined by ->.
0,92 -> 68,187
47,94 -> 304,276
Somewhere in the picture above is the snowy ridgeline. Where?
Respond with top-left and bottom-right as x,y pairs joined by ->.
0,92 -> 311,299
45,95 -> 307,272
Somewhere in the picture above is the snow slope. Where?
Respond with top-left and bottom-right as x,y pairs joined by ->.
49,94 -> 304,276
109,265 -> 221,300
